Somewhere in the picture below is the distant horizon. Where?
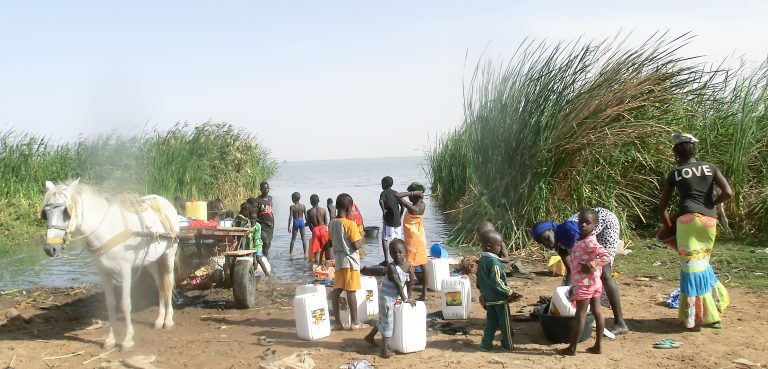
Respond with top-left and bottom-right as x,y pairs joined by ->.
1,1 -> 766,161
278,154 -> 424,163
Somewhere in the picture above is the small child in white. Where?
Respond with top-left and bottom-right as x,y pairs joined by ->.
364,238 -> 416,358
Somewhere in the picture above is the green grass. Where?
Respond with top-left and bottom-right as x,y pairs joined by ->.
427,33 -> 768,250
614,238 -> 768,290
0,122 -> 277,255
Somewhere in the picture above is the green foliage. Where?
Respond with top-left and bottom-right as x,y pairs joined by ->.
0,122 -> 277,254
427,34 -> 768,249
140,122 -> 277,202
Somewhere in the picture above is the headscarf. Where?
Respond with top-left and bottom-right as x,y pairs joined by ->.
531,221 -> 557,241
672,133 -> 699,145
407,182 -> 425,192
554,220 -> 579,250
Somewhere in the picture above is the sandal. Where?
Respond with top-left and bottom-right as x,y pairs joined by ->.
708,322 -> 723,329
653,338 -> 681,349
259,348 -> 277,359
256,336 -> 274,346
349,322 -> 366,331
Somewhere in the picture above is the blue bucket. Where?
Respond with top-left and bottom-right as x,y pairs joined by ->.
430,244 -> 449,258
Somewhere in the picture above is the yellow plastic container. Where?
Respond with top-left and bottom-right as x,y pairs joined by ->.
185,201 -> 208,220
547,255 -> 567,277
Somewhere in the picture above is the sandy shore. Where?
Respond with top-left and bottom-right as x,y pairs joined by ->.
1,261 -> 767,369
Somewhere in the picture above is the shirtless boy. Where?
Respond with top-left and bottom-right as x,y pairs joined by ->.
288,192 -> 308,257
327,198 -> 337,221
307,194 -> 329,268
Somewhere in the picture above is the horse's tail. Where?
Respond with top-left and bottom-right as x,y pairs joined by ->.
147,197 -> 178,238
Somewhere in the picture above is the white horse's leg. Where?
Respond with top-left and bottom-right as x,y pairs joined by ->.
162,249 -> 176,329
99,270 -> 117,350
120,267 -> 135,351
147,263 -> 166,329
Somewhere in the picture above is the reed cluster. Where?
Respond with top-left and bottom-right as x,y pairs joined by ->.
427,34 -> 767,249
0,122 -> 276,253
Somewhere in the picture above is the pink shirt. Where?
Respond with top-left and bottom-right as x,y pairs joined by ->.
571,234 -> 612,300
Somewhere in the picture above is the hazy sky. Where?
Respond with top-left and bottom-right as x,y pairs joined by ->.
1,1 -> 766,161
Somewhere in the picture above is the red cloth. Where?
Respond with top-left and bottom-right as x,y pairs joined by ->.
310,224 -> 329,254
188,219 -> 219,227
346,203 -> 364,227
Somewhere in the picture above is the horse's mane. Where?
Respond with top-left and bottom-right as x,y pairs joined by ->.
43,179 -> 99,203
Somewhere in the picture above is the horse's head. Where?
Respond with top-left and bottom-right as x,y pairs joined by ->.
41,178 -> 80,257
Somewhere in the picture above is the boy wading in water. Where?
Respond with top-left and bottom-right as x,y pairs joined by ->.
477,230 -> 519,351
330,193 -> 365,330
327,198 -> 337,220
364,238 -> 416,358
558,208 -> 612,356
288,192 -> 308,257
379,176 -> 403,266
307,194 -> 329,269
326,198 -> 336,262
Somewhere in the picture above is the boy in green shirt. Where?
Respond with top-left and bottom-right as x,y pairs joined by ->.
242,203 -> 270,277
477,230 -> 517,351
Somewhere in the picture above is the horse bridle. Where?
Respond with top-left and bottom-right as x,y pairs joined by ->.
43,193 -> 116,252
43,201 -> 74,247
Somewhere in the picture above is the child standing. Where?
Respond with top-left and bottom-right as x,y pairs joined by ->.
330,193 -> 365,330
475,221 -> 510,261
239,202 -> 270,276
288,192 -> 308,257
347,201 -> 365,239
326,198 -> 337,221
379,176 -> 403,265
397,183 -> 428,301
326,198 -> 337,262
477,230 -> 517,351
558,208 -> 612,356
252,182 -> 274,257
307,194 -> 329,269
364,238 -> 416,358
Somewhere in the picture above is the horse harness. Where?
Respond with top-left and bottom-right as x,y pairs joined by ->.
44,193 -> 178,256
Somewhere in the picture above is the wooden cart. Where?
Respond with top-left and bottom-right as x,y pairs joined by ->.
176,225 -> 260,308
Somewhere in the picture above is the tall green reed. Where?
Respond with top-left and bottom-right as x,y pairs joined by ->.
428,34 -> 767,249
0,122 -> 277,254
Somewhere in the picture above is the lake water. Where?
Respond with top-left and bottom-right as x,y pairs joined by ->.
0,156 -> 452,290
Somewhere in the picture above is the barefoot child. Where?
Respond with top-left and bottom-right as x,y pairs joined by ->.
240,202 -> 270,276
364,238 -> 416,358
477,230 -> 517,351
379,176 -> 403,265
307,194 -> 329,269
558,208 -> 612,356
330,193 -> 365,330
252,182 -> 274,257
288,192 -> 308,257
397,183 -> 428,301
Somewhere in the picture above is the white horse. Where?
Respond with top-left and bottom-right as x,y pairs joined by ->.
41,179 -> 179,351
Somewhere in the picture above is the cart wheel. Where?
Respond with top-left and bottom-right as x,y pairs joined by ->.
232,259 -> 256,309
